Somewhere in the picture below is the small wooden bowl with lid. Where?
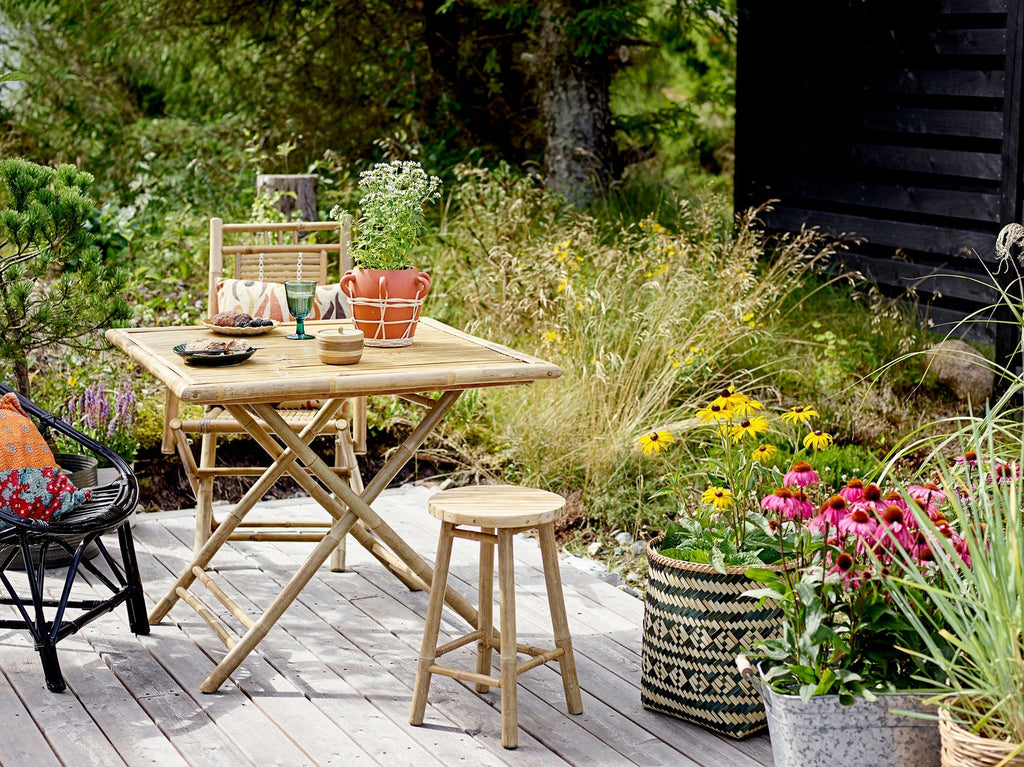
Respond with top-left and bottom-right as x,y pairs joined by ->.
316,327 -> 364,365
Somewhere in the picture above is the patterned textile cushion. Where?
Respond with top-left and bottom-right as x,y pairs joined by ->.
0,393 -> 89,523
216,279 -> 348,322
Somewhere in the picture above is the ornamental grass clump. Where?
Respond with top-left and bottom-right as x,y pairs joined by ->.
883,392 -> 1024,743
422,169 -> 839,526
639,385 -> 837,571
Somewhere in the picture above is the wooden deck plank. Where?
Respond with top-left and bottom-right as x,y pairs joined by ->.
69,537 -> 319,767
156,518 -> 551,767
361,488 -> 774,766
57,632 -> 193,767
242,494 -> 765,767
132,521 -> 379,766
0,635 -> 129,767
352,550 -> 705,767
0,488 -> 774,766
199,526 -> 571,766
148,518 -> 476,767
0,648 -> 65,767
351,494 -> 769,767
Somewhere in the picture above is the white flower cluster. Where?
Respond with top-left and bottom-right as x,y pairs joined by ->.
332,160 -> 441,270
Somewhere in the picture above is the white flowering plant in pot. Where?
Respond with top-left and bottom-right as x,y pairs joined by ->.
334,160 -> 442,345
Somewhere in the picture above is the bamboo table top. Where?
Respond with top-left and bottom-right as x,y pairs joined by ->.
106,317 -> 561,405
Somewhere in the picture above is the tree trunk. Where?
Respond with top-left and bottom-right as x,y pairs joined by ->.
536,0 -> 617,207
255,174 -> 318,221
13,359 -> 30,399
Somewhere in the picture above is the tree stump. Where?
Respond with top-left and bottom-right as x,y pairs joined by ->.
256,174 -> 318,221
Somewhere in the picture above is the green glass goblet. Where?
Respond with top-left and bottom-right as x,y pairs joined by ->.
284,279 -> 317,340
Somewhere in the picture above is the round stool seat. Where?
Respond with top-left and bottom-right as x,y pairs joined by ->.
428,485 -> 565,529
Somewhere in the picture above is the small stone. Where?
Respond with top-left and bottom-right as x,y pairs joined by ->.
614,531 -> 633,546
630,540 -> 647,557
597,571 -> 621,586
927,339 -> 994,404
613,546 -> 624,557
586,541 -> 602,557
625,572 -> 642,585
618,584 -> 642,599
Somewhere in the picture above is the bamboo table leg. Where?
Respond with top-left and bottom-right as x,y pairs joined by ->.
148,399 -> 344,624
250,398 -> 481,626
158,390 -> 482,693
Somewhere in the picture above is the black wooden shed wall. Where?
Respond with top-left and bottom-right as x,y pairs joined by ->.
735,0 -> 1024,356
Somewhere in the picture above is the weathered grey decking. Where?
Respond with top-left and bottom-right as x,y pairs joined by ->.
0,485 -> 773,766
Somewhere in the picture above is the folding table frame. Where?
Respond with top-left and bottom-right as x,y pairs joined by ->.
106,318 -> 560,692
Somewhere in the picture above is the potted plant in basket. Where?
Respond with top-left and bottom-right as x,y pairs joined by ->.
334,160 -> 441,347
736,470 -> 960,766
638,386 -> 839,738
882,398 -> 1024,766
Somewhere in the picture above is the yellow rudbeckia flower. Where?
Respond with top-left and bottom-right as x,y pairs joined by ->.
730,416 -> 770,443
637,430 -> 674,456
696,403 -> 732,424
731,397 -> 764,417
710,384 -> 747,411
701,486 -> 734,510
751,444 -> 777,463
803,430 -> 834,450
781,405 -> 820,425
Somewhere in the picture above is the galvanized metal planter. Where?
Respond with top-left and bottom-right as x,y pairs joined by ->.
738,657 -> 940,767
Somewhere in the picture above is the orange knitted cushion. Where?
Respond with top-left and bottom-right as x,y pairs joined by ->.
0,393 -> 55,470
0,393 -> 89,523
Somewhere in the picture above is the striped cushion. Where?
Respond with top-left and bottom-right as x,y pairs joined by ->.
216,279 -> 348,322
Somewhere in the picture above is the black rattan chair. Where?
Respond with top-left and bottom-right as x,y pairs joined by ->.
0,383 -> 148,692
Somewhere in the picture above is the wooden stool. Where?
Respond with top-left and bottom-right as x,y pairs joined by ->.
409,485 -> 584,749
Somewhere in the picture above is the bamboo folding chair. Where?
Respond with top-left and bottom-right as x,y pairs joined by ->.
161,218 -> 366,570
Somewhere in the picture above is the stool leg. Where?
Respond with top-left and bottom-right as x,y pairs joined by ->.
497,528 -> 519,749
410,520 -> 455,726
538,522 -> 583,715
475,526 -> 495,693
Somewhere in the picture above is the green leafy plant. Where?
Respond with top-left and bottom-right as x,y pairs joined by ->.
0,158 -> 131,398
331,160 -> 442,270
744,475 -> 962,703
884,389 -> 1024,743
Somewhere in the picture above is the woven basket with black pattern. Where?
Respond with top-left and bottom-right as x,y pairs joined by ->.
641,534 -> 781,739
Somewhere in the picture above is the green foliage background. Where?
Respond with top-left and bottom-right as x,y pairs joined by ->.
0,1 -> 956,538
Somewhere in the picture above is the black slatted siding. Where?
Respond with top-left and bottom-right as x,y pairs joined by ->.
735,0 -> 1024,355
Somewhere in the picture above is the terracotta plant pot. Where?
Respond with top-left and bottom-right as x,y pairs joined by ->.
339,268 -> 431,347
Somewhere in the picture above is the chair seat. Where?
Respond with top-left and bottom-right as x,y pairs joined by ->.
427,485 -> 565,529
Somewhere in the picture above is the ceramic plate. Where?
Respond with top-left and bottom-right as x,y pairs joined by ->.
173,344 -> 257,366
201,320 -> 280,336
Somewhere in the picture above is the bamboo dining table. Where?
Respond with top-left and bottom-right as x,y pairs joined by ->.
106,317 -> 561,693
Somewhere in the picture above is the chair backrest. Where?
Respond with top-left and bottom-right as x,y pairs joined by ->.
208,217 -> 353,317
